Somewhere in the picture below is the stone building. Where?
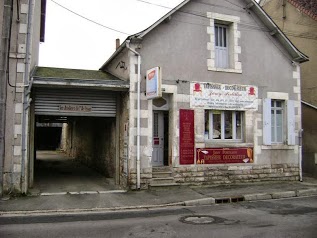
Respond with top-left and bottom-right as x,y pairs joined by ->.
260,0 -> 317,177
0,0 -> 310,194
0,0 -> 129,195
101,0 -> 308,189
0,0 -> 45,195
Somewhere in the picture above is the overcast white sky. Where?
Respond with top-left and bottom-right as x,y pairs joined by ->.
39,0 -> 184,70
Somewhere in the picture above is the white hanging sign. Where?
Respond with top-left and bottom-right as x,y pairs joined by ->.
190,82 -> 258,110
146,67 -> 162,100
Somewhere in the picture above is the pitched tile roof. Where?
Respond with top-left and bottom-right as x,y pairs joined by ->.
288,0 -> 317,20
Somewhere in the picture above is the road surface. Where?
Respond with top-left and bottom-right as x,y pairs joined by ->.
1,196 -> 316,238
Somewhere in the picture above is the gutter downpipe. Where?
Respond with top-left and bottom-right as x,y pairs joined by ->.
21,0 -> 34,193
126,40 -> 141,190
299,129 -> 303,182
297,63 -> 303,182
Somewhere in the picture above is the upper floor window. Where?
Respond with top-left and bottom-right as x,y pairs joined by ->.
207,12 -> 241,73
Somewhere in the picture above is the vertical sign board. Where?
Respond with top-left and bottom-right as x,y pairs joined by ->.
179,109 -> 195,164
146,67 -> 162,100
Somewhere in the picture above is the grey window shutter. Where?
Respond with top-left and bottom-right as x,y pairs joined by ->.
287,100 -> 296,145
263,98 -> 271,145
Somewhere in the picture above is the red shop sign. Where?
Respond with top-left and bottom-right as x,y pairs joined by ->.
179,109 -> 195,165
196,148 -> 253,164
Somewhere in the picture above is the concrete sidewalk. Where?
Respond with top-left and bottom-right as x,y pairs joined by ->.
1,177 -> 317,215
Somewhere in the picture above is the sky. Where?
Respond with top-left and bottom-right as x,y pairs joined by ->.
39,0 -> 184,70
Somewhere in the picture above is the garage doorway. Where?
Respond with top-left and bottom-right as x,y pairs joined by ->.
30,87 -> 122,194
32,116 -> 119,194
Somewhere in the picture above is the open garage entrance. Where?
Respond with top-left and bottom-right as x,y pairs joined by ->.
30,87 -> 122,194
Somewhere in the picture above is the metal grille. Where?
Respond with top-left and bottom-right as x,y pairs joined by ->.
34,88 -> 117,117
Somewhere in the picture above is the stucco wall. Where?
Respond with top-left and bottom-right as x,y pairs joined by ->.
138,0 -> 296,97
262,0 -> 317,105
105,49 -> 130,81
262,0 -> 317,178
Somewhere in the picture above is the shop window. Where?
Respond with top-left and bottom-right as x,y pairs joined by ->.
205,110 -> 243,141
263,98 -> 295,145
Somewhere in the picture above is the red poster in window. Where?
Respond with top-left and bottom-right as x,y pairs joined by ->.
179,109 -> 195,164
196,148 -> 253,164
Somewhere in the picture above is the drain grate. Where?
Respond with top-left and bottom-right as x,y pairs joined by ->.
215,196 -> 244,204
231,197 -> 245,203
215,198 -> 230,204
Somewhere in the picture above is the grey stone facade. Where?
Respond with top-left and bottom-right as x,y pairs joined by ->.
103,0 -> 307,189
1,0 -> 42,194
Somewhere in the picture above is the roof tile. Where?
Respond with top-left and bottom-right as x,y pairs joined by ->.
288,0 -> 317,20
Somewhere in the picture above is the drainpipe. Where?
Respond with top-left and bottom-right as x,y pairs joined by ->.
21,0 -> 34,193
298,129 -> 303,182
126,40 -> 141,190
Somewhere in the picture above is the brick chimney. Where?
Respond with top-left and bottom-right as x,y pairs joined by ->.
116,38 -> 120,49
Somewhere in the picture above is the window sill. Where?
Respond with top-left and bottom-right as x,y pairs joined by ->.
208,67 -> 242,74
261,145 -> 296,150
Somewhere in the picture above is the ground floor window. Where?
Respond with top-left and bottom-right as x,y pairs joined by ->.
263,98 -> 295,146
205,110 -> 243,141
271,100 -> 284,143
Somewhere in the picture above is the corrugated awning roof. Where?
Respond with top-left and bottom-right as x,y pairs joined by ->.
32,67 -> 129,90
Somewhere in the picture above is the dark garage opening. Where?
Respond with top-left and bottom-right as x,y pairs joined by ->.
36,124 -> 62,150
33,115 -> 119,193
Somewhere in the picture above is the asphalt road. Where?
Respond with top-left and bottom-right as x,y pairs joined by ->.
1,196 -> 317,238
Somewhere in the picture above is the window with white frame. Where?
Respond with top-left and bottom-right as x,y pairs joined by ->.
205,110 -> 243,141
207,12 -> 241,73
271,100 -> 284,143
215,24 -> 229,68
263,98 -> 295,145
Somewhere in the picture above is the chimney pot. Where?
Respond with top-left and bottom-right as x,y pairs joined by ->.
116,38 -> 120,49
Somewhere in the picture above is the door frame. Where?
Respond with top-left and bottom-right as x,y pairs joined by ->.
152,110 -> 169,167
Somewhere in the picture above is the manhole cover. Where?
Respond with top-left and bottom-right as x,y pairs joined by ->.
184,216 -> 215,224
179,215 -> 226,225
